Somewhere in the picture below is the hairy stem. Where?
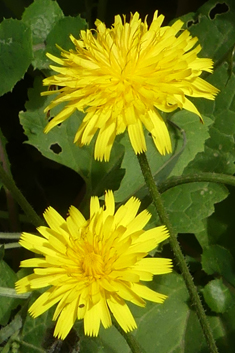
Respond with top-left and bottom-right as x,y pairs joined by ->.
137,152 -> 219,353
159,172 -> 235,193
112,316 -> 146,353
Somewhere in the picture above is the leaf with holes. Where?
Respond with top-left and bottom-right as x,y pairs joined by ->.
181,0 -> 235,176
19,77 -> 125,203
179,0 -> 234,63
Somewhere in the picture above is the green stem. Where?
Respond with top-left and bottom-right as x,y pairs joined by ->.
0,233 -> 21,239
0,287 -> 30,299
0,163 -> 43,228
159,172 -> 235,193
137,152 -> 219,353
4,242 -> 21,249
0,129 -> 20,231
112,317 -> 146,353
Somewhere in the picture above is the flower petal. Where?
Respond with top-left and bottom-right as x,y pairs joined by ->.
107,294 -> 137,332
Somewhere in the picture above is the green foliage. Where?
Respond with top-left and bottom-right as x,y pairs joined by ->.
202,278 -> 234,313
162,182 -> 228,233
202,245 -> 235,286
0,19 -> 32,96
0,0 -> 235,352
22,0 -> 64,69
0,260 -> 21,326
18,292 -> 54,353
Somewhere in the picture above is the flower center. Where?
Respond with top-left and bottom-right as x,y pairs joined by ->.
82,252 -> 105,279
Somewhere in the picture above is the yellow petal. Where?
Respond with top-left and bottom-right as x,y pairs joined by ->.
107,294 -> 137,332
123,210 -> 151,238
84,303 -> 101,336
131,283 -> 167,303
90,196 -> 100,217
29,288 -> 63,318
54,298 -> 78,339
114,197 -> 141,227
148,109 -> 172,155
104,190 -> 115,216
128,119 -> 147,154
134,257 -> 173,274
68,205 -> 86,228
44,106 -> 76,133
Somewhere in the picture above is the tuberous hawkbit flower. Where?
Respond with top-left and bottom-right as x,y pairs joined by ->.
42,11 -> 218,162
15,191 -> 172,339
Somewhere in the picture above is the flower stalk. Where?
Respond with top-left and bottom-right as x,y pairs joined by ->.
137,152 -> 219,353
112,316 -> 146,353
158,172 -> 235,193
0,163 -> 43,228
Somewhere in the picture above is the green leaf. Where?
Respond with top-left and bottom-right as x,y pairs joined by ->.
37,15 -> 87,70
132,272 -> 230,353
22,0 -> 63,45
181,0 -> 235,63
0,314 -> 22,345
202,245 -> 235,287
22,0 -> 64,69
0,330 -> 21,353
185,67 -> 235,176
202,278 -> 234,313
132,272 -> 235,353
18,291 -> 53,353
0,19 -> 32,96
19,77 -> 125,204
79,326 -> 129,353
115,112 -> 211,203
0,260 -> 21,325
178,1 -> 235,177
46,15 -> 88,55
162,182 -> 228,233
195,186 -> 235,255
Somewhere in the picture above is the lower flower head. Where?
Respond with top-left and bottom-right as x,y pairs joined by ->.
15,191 -> 172,339
42,11 -> 218,161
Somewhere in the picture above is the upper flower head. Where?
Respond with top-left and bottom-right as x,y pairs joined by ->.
42,11 -> 218,161
15,191 -> 172,339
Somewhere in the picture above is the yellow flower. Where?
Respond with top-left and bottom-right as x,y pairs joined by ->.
15,191 -> 172,339
42,11 -> 218,161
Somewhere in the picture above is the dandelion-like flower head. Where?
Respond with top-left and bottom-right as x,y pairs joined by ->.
15,191 -> 172,339
42,11 -> 218,161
